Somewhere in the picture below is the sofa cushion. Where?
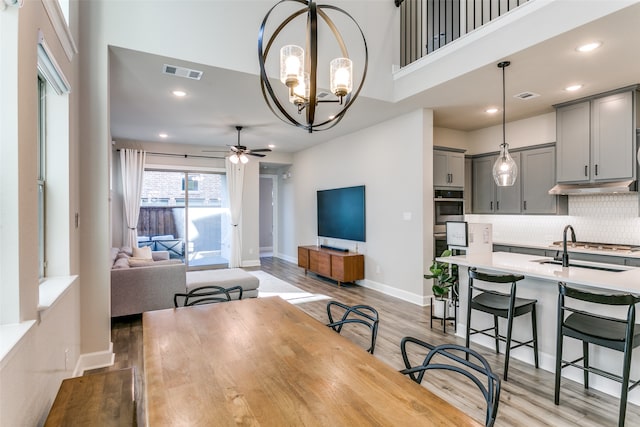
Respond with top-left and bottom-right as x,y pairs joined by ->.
133,246 -> 153,259
112,257 -> 130,269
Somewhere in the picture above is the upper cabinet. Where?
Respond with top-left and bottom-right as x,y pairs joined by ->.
433,147 -> 465,189
556,87 -> 637,183
472,153 -> 521,214
472,145 -> 567,215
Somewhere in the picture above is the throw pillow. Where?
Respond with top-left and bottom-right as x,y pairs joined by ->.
128,258 -> 156,267
132,246 -> 153,260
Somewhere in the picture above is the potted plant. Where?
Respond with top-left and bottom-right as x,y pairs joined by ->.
424,249 -> 458,319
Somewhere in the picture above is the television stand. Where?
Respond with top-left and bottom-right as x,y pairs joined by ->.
298,245 -> 364,286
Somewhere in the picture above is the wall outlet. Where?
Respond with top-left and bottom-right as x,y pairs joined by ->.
376,265 -> 381,274
64,348 -> 69,370
249,248 -> 253,255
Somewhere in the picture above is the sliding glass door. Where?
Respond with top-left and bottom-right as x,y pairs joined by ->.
138,170 -> 228,269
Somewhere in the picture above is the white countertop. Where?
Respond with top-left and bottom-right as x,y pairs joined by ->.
438,251 -> 640,294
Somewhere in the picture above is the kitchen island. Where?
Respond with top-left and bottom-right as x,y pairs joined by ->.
438,251 -> 640,404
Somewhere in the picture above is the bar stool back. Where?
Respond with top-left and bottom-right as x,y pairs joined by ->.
465,267 -> 539,380
555,282 -> 640,427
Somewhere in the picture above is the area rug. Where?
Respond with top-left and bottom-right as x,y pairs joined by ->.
248,270 -> 330,305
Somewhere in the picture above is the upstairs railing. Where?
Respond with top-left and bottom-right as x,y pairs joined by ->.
396,0 -> 530,67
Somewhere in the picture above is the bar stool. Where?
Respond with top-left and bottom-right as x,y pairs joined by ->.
465,267 -> 539,381
555,282 -> 640,427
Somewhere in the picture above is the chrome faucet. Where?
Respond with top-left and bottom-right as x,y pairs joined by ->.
555,225 -> 576,267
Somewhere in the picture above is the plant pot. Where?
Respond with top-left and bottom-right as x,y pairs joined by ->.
432,297 -> 454,319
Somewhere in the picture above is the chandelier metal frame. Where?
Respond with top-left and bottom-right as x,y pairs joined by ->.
258,0 -> 368,133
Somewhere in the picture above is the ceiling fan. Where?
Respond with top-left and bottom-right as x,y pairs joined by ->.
204,126 -> 271,164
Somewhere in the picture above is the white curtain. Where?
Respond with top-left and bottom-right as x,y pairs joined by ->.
226,158 -> 245,268
120,149 -> 146,248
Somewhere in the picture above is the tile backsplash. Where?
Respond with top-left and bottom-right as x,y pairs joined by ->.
465,194 -> 640,246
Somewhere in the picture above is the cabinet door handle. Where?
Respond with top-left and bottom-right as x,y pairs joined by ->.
490,201 -> 493,211
496,201 -> 500,211
523,200 -> 527,210
585,165 -> 588,177
595,164 -> 598,176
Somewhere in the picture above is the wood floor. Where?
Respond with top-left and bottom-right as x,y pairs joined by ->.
88,257 -> 640,426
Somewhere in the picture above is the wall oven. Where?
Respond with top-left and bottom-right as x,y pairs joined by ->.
434,189 -> 464,256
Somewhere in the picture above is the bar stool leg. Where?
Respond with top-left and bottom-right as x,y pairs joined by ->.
531,305 -> 539,368
493,315 -> 500,354
619,343 -> 633,427
465,297 -> 473,361
504,311 -> 515,381
554,327 -> 563,405
583,341 -> 589,389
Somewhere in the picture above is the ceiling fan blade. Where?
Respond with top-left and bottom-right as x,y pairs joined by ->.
247,152 -> 266,157
229,146 -> 240,153
247,148 -> 272,153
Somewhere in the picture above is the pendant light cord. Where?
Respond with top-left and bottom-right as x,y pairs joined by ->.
498,61 -> 510,156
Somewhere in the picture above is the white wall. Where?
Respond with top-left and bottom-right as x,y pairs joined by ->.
1,1 -> 82,424
282,109 -> 433,303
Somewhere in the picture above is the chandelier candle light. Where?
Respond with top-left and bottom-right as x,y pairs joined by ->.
492,61 -> 518,187
258,0 -> 368,132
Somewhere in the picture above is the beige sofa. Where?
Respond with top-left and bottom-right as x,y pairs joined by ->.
110,247 -> 186,317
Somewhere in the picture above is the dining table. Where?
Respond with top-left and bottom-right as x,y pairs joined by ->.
142,296 -> 482,426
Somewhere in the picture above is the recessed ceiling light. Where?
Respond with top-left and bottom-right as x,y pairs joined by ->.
268,144 -> 275,149
159,133 -> 168,138
172,90 -> 187,97
485,108 -> 498,114
577,42 -> 601,53
565,84 -> 583,92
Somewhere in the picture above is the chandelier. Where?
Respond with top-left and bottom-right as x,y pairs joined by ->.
258,0 -> 368,133
492,61 -> 518,187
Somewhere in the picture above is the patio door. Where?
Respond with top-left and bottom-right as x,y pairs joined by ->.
138,170 -> 228,269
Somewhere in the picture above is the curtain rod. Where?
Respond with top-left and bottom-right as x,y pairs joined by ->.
116,149 -> 225,160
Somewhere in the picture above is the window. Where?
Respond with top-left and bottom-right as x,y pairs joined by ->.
37,75 -> 47,279
140,170 -> 228,269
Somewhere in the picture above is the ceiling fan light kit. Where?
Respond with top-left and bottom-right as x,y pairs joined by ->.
225,126 -> 272,164
492,60 -> 518,187
258,0 -> 368,133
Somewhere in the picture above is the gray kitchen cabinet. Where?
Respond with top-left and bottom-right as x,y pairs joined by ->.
556,101 -> 590,182
434,148 -> 465,188
495,152 -> 521,214
472,153 -> 521,214
556,88 -> 636,183
472,155 -> 496,213
472,145 -> 567,215
464,157 -> 472,214
522,147 -> 560,214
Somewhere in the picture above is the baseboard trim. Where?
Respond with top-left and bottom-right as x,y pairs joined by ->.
241,259 -> 261,268
73,342 -> 114,376
360,278 -> 428,306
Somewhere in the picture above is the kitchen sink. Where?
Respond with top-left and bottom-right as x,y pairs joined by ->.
532,259 -> 627,273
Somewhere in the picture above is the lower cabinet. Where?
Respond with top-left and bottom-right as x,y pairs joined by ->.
298,246 -> 364,285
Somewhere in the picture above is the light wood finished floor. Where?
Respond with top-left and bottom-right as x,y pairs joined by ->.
89,257 -> 640,426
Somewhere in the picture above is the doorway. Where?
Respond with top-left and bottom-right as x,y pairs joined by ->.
259,175 -> 277,257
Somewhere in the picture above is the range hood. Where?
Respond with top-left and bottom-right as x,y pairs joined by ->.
548,180 -> 637,195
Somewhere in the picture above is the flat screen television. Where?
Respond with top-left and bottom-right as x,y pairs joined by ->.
317,185 -> 366,242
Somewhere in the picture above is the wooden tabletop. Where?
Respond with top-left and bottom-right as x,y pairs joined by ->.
143,297 -> 481,426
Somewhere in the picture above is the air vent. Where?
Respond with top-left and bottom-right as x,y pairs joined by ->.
513,91 -> 540,100
162,64 -> 203,80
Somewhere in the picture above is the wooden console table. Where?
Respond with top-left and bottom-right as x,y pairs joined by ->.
298,245 -> 364,286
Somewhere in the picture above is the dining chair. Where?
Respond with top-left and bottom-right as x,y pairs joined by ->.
173,285 -> 243,307
555,282 -> 640,427
400,337 -> 501,427
326,300 -> 379,354
466,267 -> 539,380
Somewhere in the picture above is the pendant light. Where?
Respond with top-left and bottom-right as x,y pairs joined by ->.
492,61 -> 518,187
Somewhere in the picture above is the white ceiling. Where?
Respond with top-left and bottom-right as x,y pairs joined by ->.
109,2 -> 640,155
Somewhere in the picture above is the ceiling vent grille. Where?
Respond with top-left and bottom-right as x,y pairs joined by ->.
513,91 -> 540,100
162,64 -> 203,80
